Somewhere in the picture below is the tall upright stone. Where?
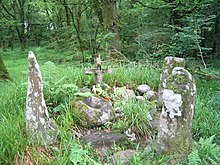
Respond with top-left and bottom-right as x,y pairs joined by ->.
158,56 -> 185,103
156,57 -> 196,160
26,51 -> 57,145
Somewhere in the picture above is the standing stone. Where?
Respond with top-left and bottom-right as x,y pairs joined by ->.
156,57 -> 196,160
158,56 -> 185,103
26,51 -> 57,145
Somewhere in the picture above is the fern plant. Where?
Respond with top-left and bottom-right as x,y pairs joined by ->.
188,135 -> 220,165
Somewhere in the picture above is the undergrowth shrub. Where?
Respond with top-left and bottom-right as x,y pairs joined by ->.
0,83 -> 27,164
121,99 -> 156,136
104,63 -> 160,89
188,135 -> 220,165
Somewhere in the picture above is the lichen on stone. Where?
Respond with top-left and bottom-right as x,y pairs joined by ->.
26,51 -> 58,145
162,89 -> 182,119
156,57 -> 196,160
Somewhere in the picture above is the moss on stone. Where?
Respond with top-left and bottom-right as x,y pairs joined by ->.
69,99 -> 107,128
157,64 -> 195,159
165,128 -> 192,161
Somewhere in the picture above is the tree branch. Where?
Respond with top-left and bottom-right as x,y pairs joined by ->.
135,1 -> 161,9
0,2 -> 14,18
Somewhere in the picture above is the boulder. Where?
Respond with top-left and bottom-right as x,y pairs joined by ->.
70,96 -> 113,128
81,132 -> 127,148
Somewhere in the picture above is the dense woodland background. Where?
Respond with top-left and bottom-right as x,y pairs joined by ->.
1,0 -> 220,62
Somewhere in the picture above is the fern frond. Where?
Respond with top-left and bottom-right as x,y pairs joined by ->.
188,135 -> 220,165
188,149 -> 200,165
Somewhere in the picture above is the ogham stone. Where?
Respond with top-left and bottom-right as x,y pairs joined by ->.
156,64 -> 196,159
26,51 -> 57,145
158,56 -> 185,103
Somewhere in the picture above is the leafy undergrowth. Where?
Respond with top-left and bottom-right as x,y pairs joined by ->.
0,48 -> 219,164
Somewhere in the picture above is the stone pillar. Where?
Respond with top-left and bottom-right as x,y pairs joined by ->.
158,56 -> 185,103
156,57 -> 196,160
26,51 -> 57,145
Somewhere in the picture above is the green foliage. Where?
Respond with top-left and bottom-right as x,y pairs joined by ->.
120,2 -> 170,60
166,14 -> 215,58
42,62 -> 79,106
0,83 -> 27,164
209,91 -> 220,107
129,147 -> 171,165
188,135 -> 220,165
0,55 -> 10,79
104,63 -> 160,89
115,98 -> 156,136
69,143 -> 89,164
193,78 -> 220,143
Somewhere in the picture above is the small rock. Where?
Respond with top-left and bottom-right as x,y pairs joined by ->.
111,149 -> 136,165
145,90 -> 156,100
125,128 -> 136,141
115,88 -> 136,100
136,96 -> 145,101
137,84 -> 151,94
79,88 -> 91,93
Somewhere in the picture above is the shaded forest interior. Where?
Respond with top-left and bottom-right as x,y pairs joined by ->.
1,0 -> 220,63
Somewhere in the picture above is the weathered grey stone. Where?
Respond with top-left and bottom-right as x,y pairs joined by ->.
115,87 -> 136,100
84,96 -> 106,109
137,84 -> 151,94
111,149 -> 136,165
158,56 -> 185,103
125,128 -> 136,141
26,51 -> 58,145
79,88 -> 91,93
145,90 -> 156,100
136,96 -> 145,101
70,96 -> 113,128
156,64 -> 196,159
81,132 -> 127,148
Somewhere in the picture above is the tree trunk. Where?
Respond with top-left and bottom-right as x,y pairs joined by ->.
101,0 -> 120,57
19,0 -> 26,51
64,0 -> 71,26
0,55 -> 10,80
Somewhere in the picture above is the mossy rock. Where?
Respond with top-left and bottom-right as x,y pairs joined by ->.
69,96 -> 114,128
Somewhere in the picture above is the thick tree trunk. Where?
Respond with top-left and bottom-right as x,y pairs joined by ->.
101,0 -> 120,57
0,55 -> 10,80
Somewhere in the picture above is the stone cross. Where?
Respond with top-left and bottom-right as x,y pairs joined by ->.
26,51 -> 57,145
83,54 -> 112,84
156,57 -> 196,160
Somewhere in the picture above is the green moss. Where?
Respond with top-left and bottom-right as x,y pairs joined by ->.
163,57 -> 185,75
165,128 -> 192,161
69,100 -> 99,128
